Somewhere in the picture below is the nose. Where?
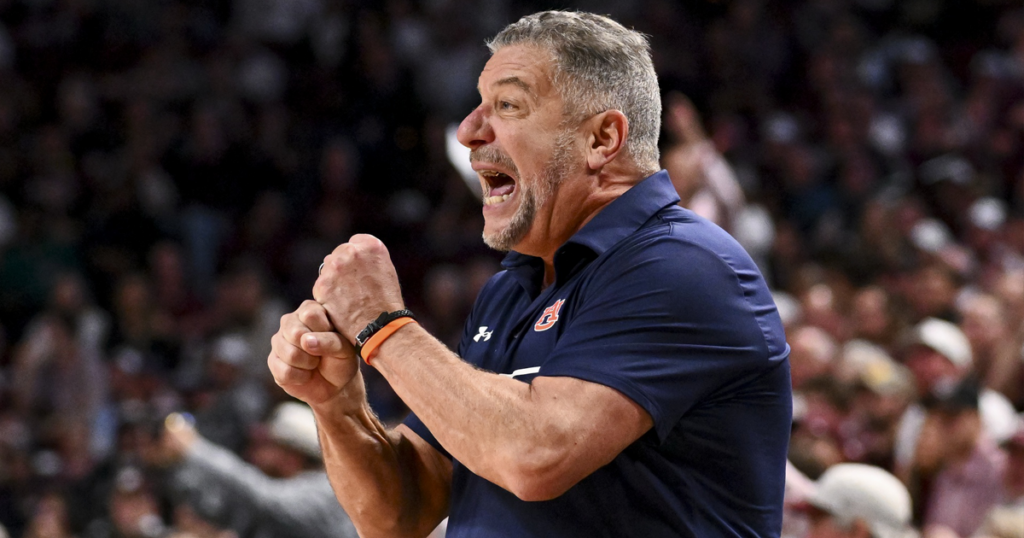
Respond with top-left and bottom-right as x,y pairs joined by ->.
457,104 -> 494,150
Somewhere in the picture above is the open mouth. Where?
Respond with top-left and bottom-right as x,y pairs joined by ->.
481,169 -> 517,206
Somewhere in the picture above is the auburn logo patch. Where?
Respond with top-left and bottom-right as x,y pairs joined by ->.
534,299 -> 565,331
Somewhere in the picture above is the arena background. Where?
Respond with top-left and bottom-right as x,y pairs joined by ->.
0,0 -> 1022,537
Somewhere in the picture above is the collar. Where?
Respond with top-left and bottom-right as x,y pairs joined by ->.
500,170 -> 680,293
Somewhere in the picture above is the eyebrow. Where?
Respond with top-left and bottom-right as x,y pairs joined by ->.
492,76 -> 533,94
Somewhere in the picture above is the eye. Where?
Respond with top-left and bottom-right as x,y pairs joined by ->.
499,101 -> 516,111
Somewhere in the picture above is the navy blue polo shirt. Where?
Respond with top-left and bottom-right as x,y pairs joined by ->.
404,171 -> 791,537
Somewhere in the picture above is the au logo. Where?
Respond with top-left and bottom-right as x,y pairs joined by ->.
534,299 -> 565,331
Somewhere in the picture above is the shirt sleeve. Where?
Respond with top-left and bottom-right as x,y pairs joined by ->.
539,229 -> 789,441
402,411 -> 451,460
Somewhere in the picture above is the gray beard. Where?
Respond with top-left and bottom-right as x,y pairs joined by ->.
482,130 -> 575,252
483,182 -> 538,251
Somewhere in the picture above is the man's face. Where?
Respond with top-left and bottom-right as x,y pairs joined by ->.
903,345 -> 960,396
803,508 -> 863,538
457,45 -> 582,253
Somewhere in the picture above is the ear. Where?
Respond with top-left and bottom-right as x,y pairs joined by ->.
585,109 -> 628,172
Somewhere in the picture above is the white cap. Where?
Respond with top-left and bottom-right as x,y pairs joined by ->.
910,318 -> 972,370
808,464 -> 913,538
269,402 -> 321,459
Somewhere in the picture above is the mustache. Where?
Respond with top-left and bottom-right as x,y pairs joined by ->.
469,146 -> 519,178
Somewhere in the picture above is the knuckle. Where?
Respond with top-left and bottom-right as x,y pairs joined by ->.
270,356 -> 309,386
268,354 -> 289,381
297,304 -> 321,325
284,323 -> 306,344
278,368 -> 301,385
279,343 -> 305,366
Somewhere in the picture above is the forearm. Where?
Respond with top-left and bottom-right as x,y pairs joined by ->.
370,324 -> 586,500
312,375 -> 450,538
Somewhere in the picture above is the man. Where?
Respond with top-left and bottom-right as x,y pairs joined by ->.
268,11 -> 791,537
909,378 -> 1006,537
977,419 -> 1024,538
797,463 -> 918,538
155,403 -> 358,538
893,318 -> 1017,474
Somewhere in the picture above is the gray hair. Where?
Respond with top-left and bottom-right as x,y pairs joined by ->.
487,11 -> 662,173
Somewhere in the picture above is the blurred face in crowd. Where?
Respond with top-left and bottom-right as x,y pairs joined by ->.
850,287 -> 891,342
903,345 -> 961,396
959,295 -> 1006,356
855,387 -> 910,429
245,436 -> 306,479
788,326 -> 836,390
25,492 -> 72,538
50,273 -> 86,313
458,44 -> 583,254
111,489 -> 162,538
804,508 -> 870,538
907,265 -> 957,319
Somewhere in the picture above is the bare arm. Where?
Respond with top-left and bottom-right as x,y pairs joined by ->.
311,235 -> 654,502
268,301 -> 451,538
371,325 -> 653,501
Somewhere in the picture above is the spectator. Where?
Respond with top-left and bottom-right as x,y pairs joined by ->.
662,92 -> 747,232
153,403 -> 358,538
0,2 -> 1020,536
795,463 -> 918,538
975,419 -> 1024,538
789,325 -> 839,392
894,318 -> 1018,474
191,334 -> 269,454
908,378 -> 1006,537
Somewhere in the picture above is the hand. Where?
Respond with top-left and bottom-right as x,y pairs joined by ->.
665,92 -> 706,145
313,234 -> 406,342
268,300 -> 362,408
163,413 -> 198,461
913,412 -> 947,475
145,413 -> 198,467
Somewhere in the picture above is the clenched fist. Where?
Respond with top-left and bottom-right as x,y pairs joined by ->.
268,300 -> 362,408
313,234 -> 406,342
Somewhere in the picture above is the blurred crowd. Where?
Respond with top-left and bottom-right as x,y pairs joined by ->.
0,0 -> 1022,537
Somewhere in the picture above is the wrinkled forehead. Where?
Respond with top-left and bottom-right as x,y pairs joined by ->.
478,44 -> 559,100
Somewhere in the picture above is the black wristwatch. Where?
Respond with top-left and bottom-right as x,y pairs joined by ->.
355,309 -> 416,359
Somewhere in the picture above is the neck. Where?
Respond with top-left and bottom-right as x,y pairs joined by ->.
530,167 -> 644,285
